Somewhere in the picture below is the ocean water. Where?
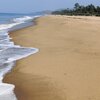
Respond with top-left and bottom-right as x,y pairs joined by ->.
0,13 -> 40,100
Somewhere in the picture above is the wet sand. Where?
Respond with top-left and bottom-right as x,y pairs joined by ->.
4,15 -> 100,100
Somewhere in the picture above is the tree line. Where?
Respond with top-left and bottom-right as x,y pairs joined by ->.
52,3 -> 100,16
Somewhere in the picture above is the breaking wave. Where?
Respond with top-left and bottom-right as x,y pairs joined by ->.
0,15 -> 39,100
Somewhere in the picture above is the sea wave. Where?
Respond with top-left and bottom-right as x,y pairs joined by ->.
13,16 -> 33,23
0,15 -> 39,100
0,15 -> 40,31
13,16 -> 40,23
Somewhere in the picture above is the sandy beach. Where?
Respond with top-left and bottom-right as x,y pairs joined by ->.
4,15 -> 100,100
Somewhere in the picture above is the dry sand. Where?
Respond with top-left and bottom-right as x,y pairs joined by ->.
4,15 -> 100,100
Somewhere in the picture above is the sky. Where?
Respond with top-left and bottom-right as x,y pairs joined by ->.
0,0 -> 99,13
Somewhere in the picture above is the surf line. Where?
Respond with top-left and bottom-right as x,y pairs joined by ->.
0,16 -> 39,100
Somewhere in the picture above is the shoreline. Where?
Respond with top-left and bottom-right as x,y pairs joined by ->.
0,15 -> 40,100
4,15 -> 100,100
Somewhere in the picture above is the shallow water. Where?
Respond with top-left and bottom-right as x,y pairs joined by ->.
0,14 -> 39,99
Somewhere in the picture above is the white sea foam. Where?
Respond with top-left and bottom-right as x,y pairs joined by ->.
0,16 -> 37,31
0,83 -> 17,100
13,16 -> 41,25
0,15 -> 39,100
13,16 -> 34,23
0,23 -> 22,31
0,47 -> 38,63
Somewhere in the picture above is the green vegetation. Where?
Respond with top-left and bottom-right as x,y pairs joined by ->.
52,3 -> 100,16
